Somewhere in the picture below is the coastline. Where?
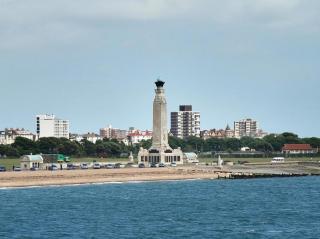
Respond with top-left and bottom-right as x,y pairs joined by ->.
1,164 -> 319,189
0,167 -> 222,189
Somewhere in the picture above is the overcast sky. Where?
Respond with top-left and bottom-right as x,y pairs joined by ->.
0,0 -> 319,137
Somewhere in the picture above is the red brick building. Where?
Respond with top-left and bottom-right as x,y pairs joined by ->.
282,144 -> 317,154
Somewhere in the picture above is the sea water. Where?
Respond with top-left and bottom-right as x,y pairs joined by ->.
0,177 -> 319,239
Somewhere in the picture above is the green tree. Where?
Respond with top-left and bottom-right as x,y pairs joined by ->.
139,139 -> 152,149
168,136 -> 185,150
81,139 -> 97,156
0,145 -> 20,157
224,138 -> 241,151
37,137 -> 61,154
302,137 -> 320,148
252,139 -> 273,152
263,134 -> 285,151
12,137 -> 38,155
57,139 -> 82,156
240,136 -> 256,148
96,141 -> 122,157
184,136 -> 204,152
204,138 -> 225,152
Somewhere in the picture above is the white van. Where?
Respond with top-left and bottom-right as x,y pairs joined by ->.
271,157 -> 285,163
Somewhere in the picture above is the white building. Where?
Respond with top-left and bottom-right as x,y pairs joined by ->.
234,118 -> 258,138
0,128 -> 35,145
36,114 -> 69,139
128,130 -> 153,144
171,105 -> 201,139
70,133 -> 98,143
183,152 -> 199,163
20,155 -> 44,170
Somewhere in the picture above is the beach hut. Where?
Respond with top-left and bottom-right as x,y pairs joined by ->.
20,155 -> 44,170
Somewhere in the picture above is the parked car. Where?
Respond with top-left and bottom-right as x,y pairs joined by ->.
0,166 -> 6,172
125,163 -> 133,168
30,167 -> 39,171
138,163 -> 145,168
150,163 -> 157,168
93,163 -> 101,169
105,164 -> 114,169
81,163 -> 89,169
114,163 -> 123,169
159,163 -> 165,168
13,167 -> 22,172
48,165 -> 58,171
171,162 -> 177,167
67,163 -> 76,170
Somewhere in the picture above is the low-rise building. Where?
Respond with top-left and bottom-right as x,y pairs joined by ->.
183,152 -> 199,163
20,155 -> 44,170
82,132 -> 101,144
282,144 -> 317,154
128,130 -> 152,144
200,125 -> 234,140
70,133 -> 102,144
0,128 -> 35,145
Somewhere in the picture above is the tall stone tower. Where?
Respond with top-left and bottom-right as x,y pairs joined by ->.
150,80 -> 171,151
138,80 -> 183,165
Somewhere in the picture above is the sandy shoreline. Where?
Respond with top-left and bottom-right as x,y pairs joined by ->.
0,167 -> 222,188
1,164 -> 319,188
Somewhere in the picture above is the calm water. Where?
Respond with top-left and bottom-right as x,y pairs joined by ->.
0,177 -> 319,239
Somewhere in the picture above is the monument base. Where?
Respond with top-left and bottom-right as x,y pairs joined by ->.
138,147 -> 183,165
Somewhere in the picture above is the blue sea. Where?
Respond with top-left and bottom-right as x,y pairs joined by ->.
0,177 -> 319,239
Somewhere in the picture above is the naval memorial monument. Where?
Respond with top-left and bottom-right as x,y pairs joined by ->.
138,80 -> 183,165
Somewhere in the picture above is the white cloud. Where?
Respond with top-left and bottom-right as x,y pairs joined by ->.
0,0 -> 319,50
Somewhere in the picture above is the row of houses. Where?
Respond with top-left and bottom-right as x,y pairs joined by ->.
0,124 -> 153,146
70,129 -> 153,145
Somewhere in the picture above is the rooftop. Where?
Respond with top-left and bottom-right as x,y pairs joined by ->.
282,144 -> 313,151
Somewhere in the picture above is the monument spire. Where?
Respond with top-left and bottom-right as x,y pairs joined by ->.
151,80 -> 171,150
138,80 -> 183,165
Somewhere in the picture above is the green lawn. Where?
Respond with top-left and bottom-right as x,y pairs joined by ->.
0,158 -> 20,170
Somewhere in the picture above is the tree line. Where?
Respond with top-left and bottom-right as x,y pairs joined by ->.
0,132 -> 319,158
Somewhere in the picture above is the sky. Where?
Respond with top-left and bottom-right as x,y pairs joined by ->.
0,0 -> 320,137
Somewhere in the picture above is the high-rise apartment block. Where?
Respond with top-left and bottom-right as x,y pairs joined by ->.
36,114 -> 69,139
234,118 -> 258,138
171,105 -> 200,139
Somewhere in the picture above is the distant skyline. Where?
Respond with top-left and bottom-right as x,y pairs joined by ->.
1,0 -> 320,137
